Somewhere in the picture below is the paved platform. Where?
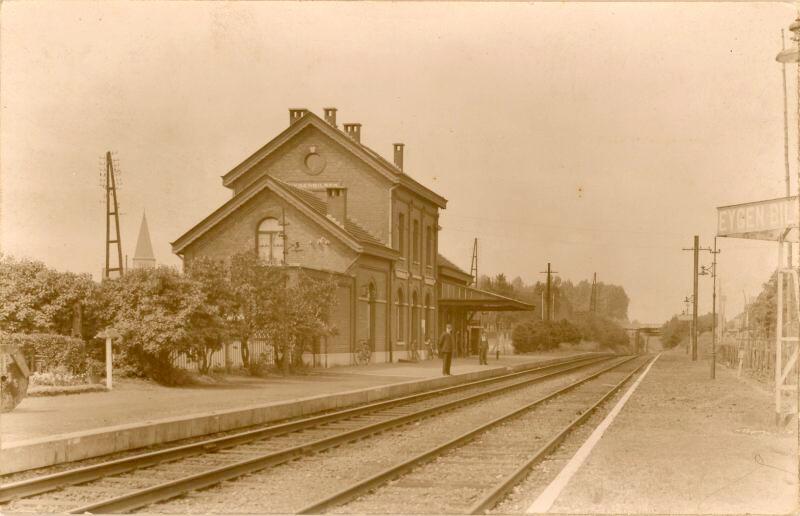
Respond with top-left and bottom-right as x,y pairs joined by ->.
0,351 -> 589,474
539,349 -> 798,514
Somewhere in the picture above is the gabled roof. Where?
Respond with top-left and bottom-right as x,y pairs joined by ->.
172,174 -> 397,260
274,179 -> 388,249
220,111 -> 447,208
437,253 -> 473,283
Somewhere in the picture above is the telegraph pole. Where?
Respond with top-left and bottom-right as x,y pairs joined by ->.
704,239 -> 721,379
539,263 -> 558,323
683,295 -> 694,355
682,236 -> 700,361
103,152 -> 124,280
470,238 -> 478,287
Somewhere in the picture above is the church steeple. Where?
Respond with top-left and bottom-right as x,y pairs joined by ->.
133,211 -> 156,269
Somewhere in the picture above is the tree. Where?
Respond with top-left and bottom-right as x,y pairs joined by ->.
749,272 -> 777,337
0,255 -> 96,336
185,257 -> 235,373
511,318 -> 581,353
96,266 -> 206,384
660,312 -> 715,349
573,313 -> 630,351
559,279 -> 629,322
255,269 -> 338,373
282,271 -> 338,371
228,251 -> 283,369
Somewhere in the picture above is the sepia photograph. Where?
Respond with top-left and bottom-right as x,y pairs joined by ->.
0,1 -> 798,514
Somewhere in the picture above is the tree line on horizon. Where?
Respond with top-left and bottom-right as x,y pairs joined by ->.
477,272 -> 632,352
659,271 -> 778,349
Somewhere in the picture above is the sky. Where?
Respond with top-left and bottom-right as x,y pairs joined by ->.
1,1 -> 797,323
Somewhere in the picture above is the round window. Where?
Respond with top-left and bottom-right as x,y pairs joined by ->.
304,152 -> 326,175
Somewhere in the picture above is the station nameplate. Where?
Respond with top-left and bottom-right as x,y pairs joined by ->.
717,196 -> 799,242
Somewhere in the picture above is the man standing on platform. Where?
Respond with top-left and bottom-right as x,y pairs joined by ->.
479,331 -> 489,365
438,324 -> 454,375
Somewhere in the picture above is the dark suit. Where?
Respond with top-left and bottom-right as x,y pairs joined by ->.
438,332 -> 454,375
479,336 -> 489,365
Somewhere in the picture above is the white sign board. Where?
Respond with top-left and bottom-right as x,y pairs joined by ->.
717,196 -> 799,242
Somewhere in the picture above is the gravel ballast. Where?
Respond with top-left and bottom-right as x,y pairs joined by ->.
138,360 -> 623,514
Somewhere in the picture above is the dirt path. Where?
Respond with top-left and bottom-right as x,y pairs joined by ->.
542,349 -> 798,514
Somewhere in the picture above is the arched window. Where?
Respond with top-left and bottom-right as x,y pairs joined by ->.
257,218 -> 284,265
396,288 -> 405,342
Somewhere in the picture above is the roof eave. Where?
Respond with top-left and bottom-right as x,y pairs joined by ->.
439,268 -> 474,283
398,176 -> 448,208
171,175 -> 364,256
361,243 -> 401,260
222,113 -> 402,190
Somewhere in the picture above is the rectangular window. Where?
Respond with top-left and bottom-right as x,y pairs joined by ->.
396,290 -> 405,341
413,220 -> 420,263
425,226 -> 432,267
398,213 -> 405,255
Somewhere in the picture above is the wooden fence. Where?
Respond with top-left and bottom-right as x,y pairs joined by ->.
717,333 -> 797,382
173,339 -> 321,372
173,339 -> 276,372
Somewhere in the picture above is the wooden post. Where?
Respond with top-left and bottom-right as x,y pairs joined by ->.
776,240 -> 784,425
105,336 -> 113,390
692,236 -> 699,361
96,328 -> 119,390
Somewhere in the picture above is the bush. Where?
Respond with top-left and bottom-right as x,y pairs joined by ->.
249,351 -> 276,377
95,267 -> 207,385
0,254 -> 97,336
573,314 -> 630,351
512,323 -> 536,352
3,332 -> 87,375
84,358 -> 106,382
512,319 -> 581,353
29,367 -> 85,387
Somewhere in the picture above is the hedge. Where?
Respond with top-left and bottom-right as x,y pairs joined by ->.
2,332 -> 87,375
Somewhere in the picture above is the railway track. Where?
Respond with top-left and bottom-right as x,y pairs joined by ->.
298,355 -> 650,515
0,353 -> 612,514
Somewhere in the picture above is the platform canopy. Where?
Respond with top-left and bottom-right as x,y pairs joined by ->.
717,196 -> 799,242
438,286 -> 535,312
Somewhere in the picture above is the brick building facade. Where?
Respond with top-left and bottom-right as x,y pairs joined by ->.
172,108 -> 531,367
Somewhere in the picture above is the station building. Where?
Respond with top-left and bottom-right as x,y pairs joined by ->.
172,108 -> 532,367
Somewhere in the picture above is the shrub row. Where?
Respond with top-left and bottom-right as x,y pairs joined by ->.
511,314 -> 630,353
2,331 -> 87,375
512,320 -> 581,352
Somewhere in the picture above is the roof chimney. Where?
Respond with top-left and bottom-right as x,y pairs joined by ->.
323,107 -> 338,128
393,143 -> 404,170
289,108 -> 307,125
326,187 -> 347,224
343,123 -> 361,143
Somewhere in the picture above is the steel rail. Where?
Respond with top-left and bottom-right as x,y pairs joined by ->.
296,355 -> 643,515
65,355 -> 615,514
466,355 -> 653,514
0,353 -> 606,503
